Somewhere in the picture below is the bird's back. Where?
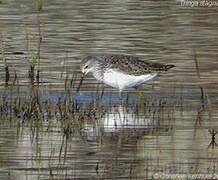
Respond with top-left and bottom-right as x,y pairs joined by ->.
97,54 -> 174,76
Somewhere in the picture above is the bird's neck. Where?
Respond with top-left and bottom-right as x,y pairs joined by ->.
90,63 -> 104,81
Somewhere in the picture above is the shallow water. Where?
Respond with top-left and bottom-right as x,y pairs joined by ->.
0,0 -> 218,179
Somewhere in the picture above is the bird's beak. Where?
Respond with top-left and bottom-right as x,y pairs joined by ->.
82,69 -> 89,75
77,72 -> 85,93
81,69 -> 86,75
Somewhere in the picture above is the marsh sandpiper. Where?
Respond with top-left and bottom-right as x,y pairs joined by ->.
80,54 -> 174,93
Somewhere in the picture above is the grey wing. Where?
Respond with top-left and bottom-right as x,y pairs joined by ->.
99,54 -> 173,75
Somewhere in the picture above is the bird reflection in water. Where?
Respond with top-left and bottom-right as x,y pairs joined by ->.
84,105 -> 153,142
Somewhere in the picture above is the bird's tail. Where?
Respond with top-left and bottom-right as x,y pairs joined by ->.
164,64 -> 175,71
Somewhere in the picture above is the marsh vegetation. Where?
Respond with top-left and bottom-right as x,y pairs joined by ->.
0,0 -> 218,179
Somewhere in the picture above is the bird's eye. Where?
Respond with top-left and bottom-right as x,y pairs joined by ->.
84,65 -> 88,69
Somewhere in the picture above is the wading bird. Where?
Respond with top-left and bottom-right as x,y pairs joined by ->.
80,54 -> 174,95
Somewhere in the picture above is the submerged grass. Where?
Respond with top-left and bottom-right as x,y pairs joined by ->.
0,79 -> 180,178
1,32 -> 10,85
0,37 -> 216,179
0,42 -> 216,179
0,73 -> 216,178
0,1 -> 217,178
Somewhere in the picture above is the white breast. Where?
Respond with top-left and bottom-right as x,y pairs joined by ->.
102,69 -> 157,91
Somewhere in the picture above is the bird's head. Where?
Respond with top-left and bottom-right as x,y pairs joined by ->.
80,56 -> 100,75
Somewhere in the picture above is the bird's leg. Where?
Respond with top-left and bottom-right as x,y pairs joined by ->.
138,91 -> 144,99
100,84 -> 104,99
119,90 -> 123,102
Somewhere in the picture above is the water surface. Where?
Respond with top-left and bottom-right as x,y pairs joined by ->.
0,0 -> 218,179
